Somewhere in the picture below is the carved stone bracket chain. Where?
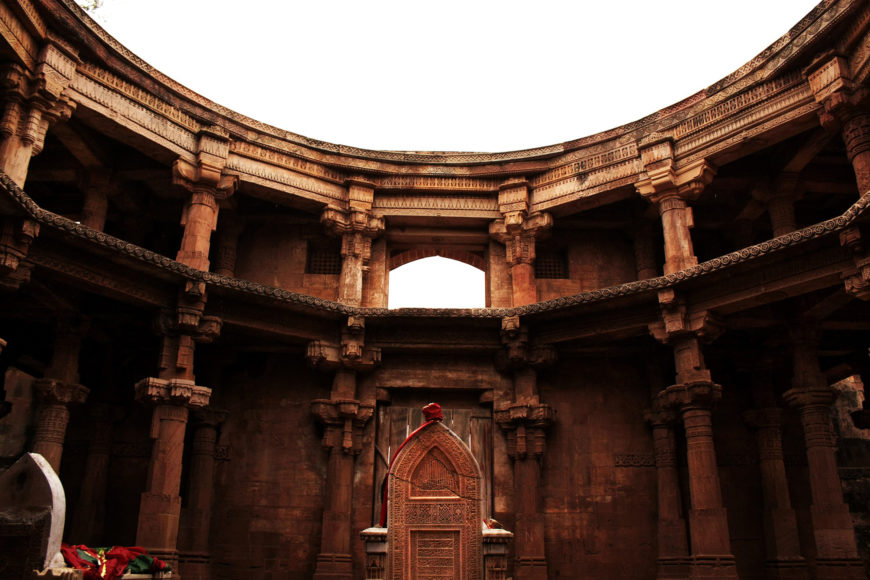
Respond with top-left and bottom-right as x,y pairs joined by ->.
307,316 -> 382,373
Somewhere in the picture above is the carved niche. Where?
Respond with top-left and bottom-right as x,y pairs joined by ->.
387,421 -> 483,580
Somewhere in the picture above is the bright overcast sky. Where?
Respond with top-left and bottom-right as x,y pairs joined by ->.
82,0 -> 821,308
86,0 -> 819,153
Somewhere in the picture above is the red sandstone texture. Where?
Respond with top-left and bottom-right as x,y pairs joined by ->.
2,1 -> 870,579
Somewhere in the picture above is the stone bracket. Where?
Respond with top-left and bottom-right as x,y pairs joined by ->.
0,216 -> 38,276
656,380 -> 722,410
494,403 -> 555,459
134,377 -> 212,409
497,316 -> 557,370
839,226 -> 870,299
489,211 -> 553,265
310,398 -> 374,454
32,378 -> 89,406
648,289 -> 723,343
172,127 -> 238,198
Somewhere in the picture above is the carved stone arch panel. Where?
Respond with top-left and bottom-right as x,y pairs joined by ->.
387,421 -> 483,580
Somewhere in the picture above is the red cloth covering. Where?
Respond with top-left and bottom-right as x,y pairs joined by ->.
378,403 -> 444,527
61,544 -> 168,580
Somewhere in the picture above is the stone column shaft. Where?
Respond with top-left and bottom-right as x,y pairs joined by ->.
649,419 -> 689,563
782,326 -> 863,577
30,378 -> 88,474
769,194 -> 797,238
842,112 -> 870,195
634,223 -> 659,280
81,188 -> 108,232
745,407 -> 806,578
338,233 -> 365,306
32,403 -> 70,472
513,456 -> 547,580
177,189 -> 219,271
135,378 -> 211,574
69,407 -> 113,544
658,195 -> 697,275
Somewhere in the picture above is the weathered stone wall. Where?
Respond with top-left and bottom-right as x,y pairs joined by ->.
538,231 -> 637,302
234,225 -> 339,301
209,355 -> 329,579
540,356 -> 657,579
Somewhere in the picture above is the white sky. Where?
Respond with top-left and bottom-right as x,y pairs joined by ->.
82,0 -> 820,307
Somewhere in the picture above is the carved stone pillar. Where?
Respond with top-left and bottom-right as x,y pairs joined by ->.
649,290 -> 735,578
743,405 -> 807,579
489,178 -> 552,307
134,377 -> 212,574
782,325 -> 863,578
804,54 -> 870,196
308,316 -> 380,579
0,44 -> 78,187
178,409 -> 226,580
322,179 -> 385,307
30,317 -> 90,473
636,137 -> 715,275
645,406 -> 689,579
634,221 -> 659,280
212,212 -> 244,277
68,404 -> 117,544
494,316 -> 555,580
30,378 -> 88,474
768,174 -> 800,238
78,171 -> 116,232
172,128 -> 238,274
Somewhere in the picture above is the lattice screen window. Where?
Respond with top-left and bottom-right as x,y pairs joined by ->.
535,250 -> 569,279
306,241 -> 342,275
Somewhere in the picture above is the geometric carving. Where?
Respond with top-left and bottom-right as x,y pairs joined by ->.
387,421 -> 482,580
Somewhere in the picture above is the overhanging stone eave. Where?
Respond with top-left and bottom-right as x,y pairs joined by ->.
5,172 -> 869,327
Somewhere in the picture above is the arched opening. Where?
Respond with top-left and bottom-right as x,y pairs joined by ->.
388,255 -> 485,309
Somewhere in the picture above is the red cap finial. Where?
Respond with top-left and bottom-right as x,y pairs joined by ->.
422,402 -> 443,422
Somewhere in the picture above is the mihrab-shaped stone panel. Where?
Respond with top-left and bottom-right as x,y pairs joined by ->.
387,421 -> 482,580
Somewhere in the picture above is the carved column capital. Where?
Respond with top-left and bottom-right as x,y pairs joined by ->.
306,317 -> 382,372
310,398 -> 374,454
32,378 -> 89,406
494,402 -> 555,460
656,380 -> 722,411
488,211 -> 553,266
0,216 -> 39,279
648,290 -> 723,344
134,377 -> 212,409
